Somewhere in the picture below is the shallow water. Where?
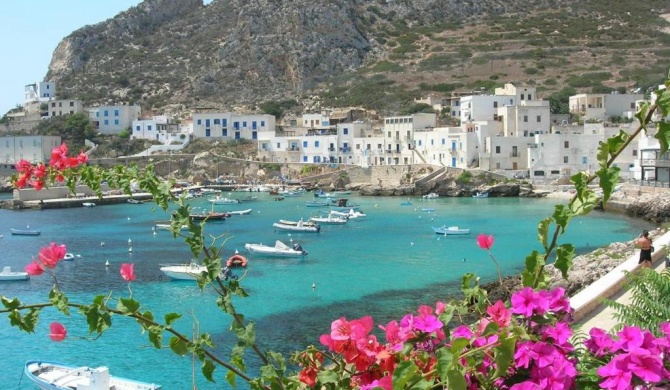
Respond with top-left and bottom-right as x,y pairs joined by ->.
0,193 -> 653,389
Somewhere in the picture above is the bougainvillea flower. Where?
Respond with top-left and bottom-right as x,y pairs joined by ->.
38,243 -> 67,269
597,354 -> 634,390
49,322 -> 67,342
613,326 -> 645,352
120,263 -> 136,281
24,261 -> 44,276
584,328 -> 614,357
298,367 -> 317,387
77,152 -> 89,164
486,300 -> 511,327
476,234 -> 494,250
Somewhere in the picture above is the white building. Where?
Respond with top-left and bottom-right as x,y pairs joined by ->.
569,93 -> 642,121
191,112 -> 275,140
0,135 -> 61,165
302,112 -> 332,129
88,105 -> 141,134
47,99 -> 84,117
131,116 -> 182,143
24,81 -> 56,103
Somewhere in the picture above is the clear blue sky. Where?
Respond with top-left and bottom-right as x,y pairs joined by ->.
0,1 -> 211,116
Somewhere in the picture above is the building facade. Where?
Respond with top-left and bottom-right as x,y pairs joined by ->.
191,112 -> 276,140
0,135 -> 62,165
88,105 -> 141,134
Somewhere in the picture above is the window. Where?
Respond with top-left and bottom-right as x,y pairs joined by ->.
104,119 -> 109,125
495,146 -> 501,154
315,141 -> 320,147
104,110 -> 109,117
96,112 -> 99,117
563,156 -> 568,163
520,94 -> 525,100
493,101 -> 498,108
303,156 -> 308,162
222,119 -> 227,127
148,125 -> 152,131
213,119 -> 220,125
564,141 -> 569,148
252,131 -> 257,140
242,121 -> 247,128
136,126 -> 141,131
633,150 -> 638,156
528,94 -> 532,100
114,119 -> 119,125
114,110 -> 119,116
69,102 -> 74,107
277,142 -> 281,148
58,102 -> 62,107
205,119 -> 210,127
260,120 -> 265,127
582,157 -> 588,164
631,102 -> 635,109
343,128 -> 348,135
536,115 -> 541,122
252,121 -> 257,130
222,129 -> 227,137
197,119 -> 201,125
523,115 -> 528,122
51,103 -> 55,107
234,122 -> 239,130
303,141 -> 308,148
205,129 -> 210,137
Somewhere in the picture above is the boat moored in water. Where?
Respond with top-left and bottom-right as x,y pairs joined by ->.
0,266 -> 29,281
272,219 -> 321,233
432,225 -> 471,235
244,240 -> 308,257
11,227 -> 41,236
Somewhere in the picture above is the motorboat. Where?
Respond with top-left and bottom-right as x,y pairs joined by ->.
400,200 -> 413,206
422,208 -> 435,212
278,190 -> 302,197
333,190 -> 352,195
11,227 -> 41,236
154,222 -> 188,231
82,202 -> 96,207
160,262 -> 208,280
422,193 -> 439,199
305,200 -> 330,207
0,266 -> 29,281
432,225 -> 471,235
314,190 -> 335,198
244,240 -> 308,257
24,360 -> 161,390
237,195 -> 258,202
330,209 -> 366,219
226,208 -> 253,215
309,214 -> 348,225
63,253 -> 75,261
329,198 -> 360,212
272,219 -> 321,233
188,211 -> 229,221
207,196 -> 241,205
472,192 -> 489,198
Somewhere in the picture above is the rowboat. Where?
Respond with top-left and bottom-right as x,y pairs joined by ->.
24,360 -> 161,389
226,208 -> 253,215
11,228 -> 41,236
432,225 -> 471,235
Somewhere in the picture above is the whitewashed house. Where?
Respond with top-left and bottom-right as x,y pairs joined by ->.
88,105 -> 141,134
0,135 -> 61,165
131,116 -> 182,143
191,112 -> 275,140
24,82 -> 56,103
569,93 -> 642,121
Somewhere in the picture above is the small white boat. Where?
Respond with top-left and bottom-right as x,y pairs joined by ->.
24,360 -> 161,389
272,219 -> 321,233
0,266 -> 29,281
333,190 -> 352,195
314,190 -> 335,198
472,192 -> 489,198
160,262 -> 208,280
305,200 -> 329,207
432,226 -> 471,235
11,227 -> 41,236
226,208 -> 253,215
422,208 -> 435,212
329,198 -> 360,212
330,209 -> 366,219
422,193 -> 439,199
63,253 -> 75,261
245,240 -> 308,257
82,202 -> 96,207
309,214 -> 348,225
155,222 -> 188,231
127,198 -> 144,204
208,196 -> 241,205
278,190 -> 302,197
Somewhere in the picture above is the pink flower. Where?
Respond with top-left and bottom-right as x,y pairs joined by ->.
597,354 -> 634,390
24,261 -> 44,276
49,322 -> 67,342
50,143 -> 69,169
486,300 -> 511,327
584,328 -> 614,357
120,263 -> 136,281
511,287 -> 548,317
38,243 -> 67,269
476,234 -> 494,250
77,152 -> 89,164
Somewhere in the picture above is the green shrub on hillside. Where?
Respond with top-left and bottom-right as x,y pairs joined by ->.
456,170 -> 472,184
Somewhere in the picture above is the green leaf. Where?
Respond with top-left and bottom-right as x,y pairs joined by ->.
656,122 -> 670,156
169,336 -> 188,356
147,325 -> 163,349
595,166 -> 620,205
552,204 -> 573,233
202,359 -> 216,382
570,189 -> 599,216
635,101 -> 650,128
49,288 -> 71,316
8,308 -> 40,333
656,87 -> 670,118
493,336 -> 516,379
446,367 -> 468,390
235,322 -> 256,346
260,364 -> 278,380
538,218 -> 550,249
317,370 -> 340,384
555,243 -> 576,279
117,297 -> 140,315
1,296 -> 22,310
521,250 -> 544,287
392,360 -> 419,389
164,312 -> 181,327
436,348 -> 456,382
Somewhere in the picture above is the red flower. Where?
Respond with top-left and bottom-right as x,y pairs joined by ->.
49,322 -> 67,342
298,367 -> 317,387
120,263 -> 136,281
476,234 -> 494,250
77,152 -> 89,164
24,261 -> 44,276
38,243 -> 67,269
15,159 -> 33,174
15,173 -> 30,189
50,143 -> 69,169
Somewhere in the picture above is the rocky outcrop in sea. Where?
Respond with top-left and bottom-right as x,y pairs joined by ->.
626,191 -> 670,223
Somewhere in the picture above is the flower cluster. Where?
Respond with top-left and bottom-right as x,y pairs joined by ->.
585,324 -> 670,389
14,143 -> 88,190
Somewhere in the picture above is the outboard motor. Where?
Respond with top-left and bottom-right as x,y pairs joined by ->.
293,243 -> 307,255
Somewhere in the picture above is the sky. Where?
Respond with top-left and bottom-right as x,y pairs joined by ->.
0,1 -> 210,116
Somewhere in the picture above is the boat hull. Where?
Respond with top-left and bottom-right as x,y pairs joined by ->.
432,226 -> 471,235
159,264 -> 207,280
0,266 -> 29,281
24,360 -> 161,390
11,228 -> 41,236
245,246 -> 306,257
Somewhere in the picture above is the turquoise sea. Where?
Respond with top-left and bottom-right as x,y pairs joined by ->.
0,192 -> 654,389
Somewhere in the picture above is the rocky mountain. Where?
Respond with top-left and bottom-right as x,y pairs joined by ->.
46,0 -> 670,115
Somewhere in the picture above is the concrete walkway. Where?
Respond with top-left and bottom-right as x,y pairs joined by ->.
572,231 -> 670,333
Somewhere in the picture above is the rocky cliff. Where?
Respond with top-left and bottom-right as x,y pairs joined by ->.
44,0 -> 670,113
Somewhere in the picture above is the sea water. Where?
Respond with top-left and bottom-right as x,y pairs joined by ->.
0,193 -> 654,389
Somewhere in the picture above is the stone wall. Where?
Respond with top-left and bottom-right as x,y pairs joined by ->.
14,184 -> 112,201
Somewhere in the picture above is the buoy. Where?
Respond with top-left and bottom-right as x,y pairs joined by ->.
127,217 -> 131,221
105,260 -> 110,267
100,242 -> 105,247
312,283 -> 316,290
128,247 -> 133,253
128,238 -> 132,245
463,258 -> 466,262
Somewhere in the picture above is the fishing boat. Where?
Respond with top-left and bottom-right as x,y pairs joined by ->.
127,198 -> 144,204
245,240 -> 308,257
207,196 -> 241,205
329,198 -> 361,212
422,192 -> 439,199
226,208 -> 253,215
0,266 -> 29,281
188,211 -> 229,221
10,227 -> 41,236
24,360 -> 161,389
333,190 -> 352,195
305,200 -> 330,207
472,191 -> 489,198
272,219 -> 321,233
432,225 -> 471,235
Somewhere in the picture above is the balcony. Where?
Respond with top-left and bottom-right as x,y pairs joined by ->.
510,152 -> 519,157
339,147 -> 351,154
641,158 -> 670,168
286,146 -> 301,152
328,147 -> 336,152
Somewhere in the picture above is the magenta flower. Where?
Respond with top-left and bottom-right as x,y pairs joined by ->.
613,326 -> 644,352
597,354 -> 634,390
626,349 -> 663,382
509,382 -> 542,390
544,321 -> 572,345
120,263 -> 136,282
476,234 -> 494,250
413,314 -> 443,333
24,261 -> 44,276
486,300 -> 511,327
49,322 -> 67,342
584,327 -> 614,357
511,287 -> 548,317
